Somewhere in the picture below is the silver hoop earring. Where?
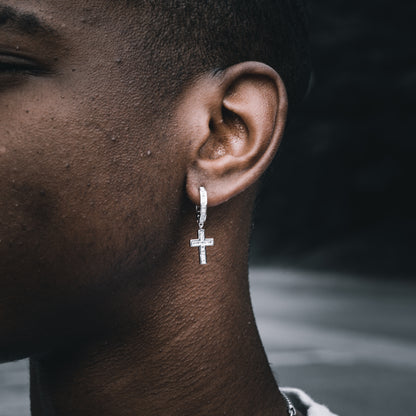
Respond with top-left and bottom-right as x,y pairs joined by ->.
190,186 -> 214,265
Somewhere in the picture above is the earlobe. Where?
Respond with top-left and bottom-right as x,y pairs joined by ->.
185,61 -> 288,206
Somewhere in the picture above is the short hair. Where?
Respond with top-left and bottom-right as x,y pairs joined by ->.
138,0 -> 311,112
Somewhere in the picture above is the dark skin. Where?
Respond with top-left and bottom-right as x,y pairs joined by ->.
0,1 -> 304,415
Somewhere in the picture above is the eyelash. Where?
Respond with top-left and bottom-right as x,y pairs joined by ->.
0,62 -> 45,75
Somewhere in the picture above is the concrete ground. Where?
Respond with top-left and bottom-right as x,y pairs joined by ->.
251,268 -> 416,416
1,267 -> 415,415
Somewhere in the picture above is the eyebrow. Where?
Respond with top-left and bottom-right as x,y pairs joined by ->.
0,5 -> 55,35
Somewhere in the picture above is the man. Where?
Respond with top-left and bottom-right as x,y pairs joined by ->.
0,0 -> 337,415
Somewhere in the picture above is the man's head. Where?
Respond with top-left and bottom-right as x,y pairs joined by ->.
0,0 -> 310,362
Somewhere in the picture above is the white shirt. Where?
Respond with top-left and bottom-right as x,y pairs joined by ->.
282,388 -> 339,416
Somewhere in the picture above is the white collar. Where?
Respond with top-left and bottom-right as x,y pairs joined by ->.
281,388 -> 339,416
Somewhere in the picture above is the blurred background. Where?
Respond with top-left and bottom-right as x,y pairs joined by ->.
251,0 -> 416,278
1,0 -> 415,415
249,1 -> 416,414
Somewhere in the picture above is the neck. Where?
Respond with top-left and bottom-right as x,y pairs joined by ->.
30,198 -> 289,416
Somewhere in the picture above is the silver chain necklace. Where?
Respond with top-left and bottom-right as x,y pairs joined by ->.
281,391 -> 297,416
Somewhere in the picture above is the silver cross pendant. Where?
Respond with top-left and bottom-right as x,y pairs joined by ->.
190,187 -> 214,265
190,228 -> 214,265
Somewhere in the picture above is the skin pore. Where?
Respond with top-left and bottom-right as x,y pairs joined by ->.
0,1 -> 303,415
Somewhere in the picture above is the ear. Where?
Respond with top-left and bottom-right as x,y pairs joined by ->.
183,61 -> 288,206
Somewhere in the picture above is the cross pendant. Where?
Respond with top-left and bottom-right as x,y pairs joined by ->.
190,228 -> 214,265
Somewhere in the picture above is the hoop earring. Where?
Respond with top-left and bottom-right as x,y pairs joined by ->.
190,186 -> 214,265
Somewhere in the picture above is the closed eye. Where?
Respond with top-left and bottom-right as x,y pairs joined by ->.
0,54 -> 50,75
0,62 -> 46,75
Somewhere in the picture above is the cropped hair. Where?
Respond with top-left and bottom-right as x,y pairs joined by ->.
138,0 -> 311,110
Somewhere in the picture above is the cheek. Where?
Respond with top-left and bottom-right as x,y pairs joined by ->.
0,82 -> 184,358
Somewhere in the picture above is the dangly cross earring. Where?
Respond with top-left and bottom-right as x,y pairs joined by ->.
190,186 -> 214,265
